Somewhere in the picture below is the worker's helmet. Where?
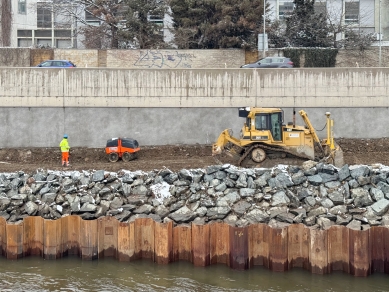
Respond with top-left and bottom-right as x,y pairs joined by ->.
64,134 -> 68,138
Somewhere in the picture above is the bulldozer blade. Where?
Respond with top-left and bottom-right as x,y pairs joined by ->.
213,151 -> 241,166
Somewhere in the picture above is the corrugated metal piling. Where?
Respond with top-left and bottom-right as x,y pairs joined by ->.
1,216 -> 388,277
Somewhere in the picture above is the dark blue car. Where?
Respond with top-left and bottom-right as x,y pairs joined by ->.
36,60 -> 77,68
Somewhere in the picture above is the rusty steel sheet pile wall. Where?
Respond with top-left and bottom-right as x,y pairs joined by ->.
1,216 -> 389,277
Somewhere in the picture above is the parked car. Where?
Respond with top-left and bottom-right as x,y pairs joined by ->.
36,60 -> 76,68
240,57 -> 293,68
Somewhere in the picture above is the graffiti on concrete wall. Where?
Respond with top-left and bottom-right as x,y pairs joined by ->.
133,50 -> 195,68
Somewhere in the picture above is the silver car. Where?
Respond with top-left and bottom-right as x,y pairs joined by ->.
241,57 -> 293,68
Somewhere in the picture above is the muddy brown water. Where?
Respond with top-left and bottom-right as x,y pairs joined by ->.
0,257 -> 388,291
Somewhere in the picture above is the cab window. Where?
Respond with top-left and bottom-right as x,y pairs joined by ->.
255,112 -> 282,141
255,114 -> 269,130
246,117 -> 251,129
270,112 -> 282,141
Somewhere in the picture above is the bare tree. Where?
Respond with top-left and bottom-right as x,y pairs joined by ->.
32,0 -> 126,49
1,0 -> 12,46
319,0 -> 375,49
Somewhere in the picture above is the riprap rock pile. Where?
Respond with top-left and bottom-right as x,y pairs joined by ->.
1,161 -> 389,230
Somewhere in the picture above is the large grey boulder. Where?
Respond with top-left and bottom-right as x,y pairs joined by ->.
133,204 -> 154,214
80,203 -> 97,212
41,193 -> 57,204
164,173 -> 179,184
346,219 -> 362,230
245,209 -> 269,223
351,188 -> 373,207
131,185 -> 148,196
223,191 -> 241,205
308,206 -> 327,217
110,197 -> 123,210
317,217 -> 334,230
155,205 -> 170,218
271,191 -> 290,206
291,171 -> 307,185
236,173 -> 248,188
24,201 -> 38,215
127,195 -> 148,205
336,214 -> 352,225
371,199 -> 389,216
240,188 -> 255,198
232,201 -> 252,216
268,206 -> 288,218
92,170 -> 105,182
319,173 -> 338,183
350,166 -> 370,179
328,191 -> 344,205
338,164 -> 350,181
377,181 -> 389,197
274,173 -> 294,188
206,206 -> 231,219
320,198 -> 334,209
370,188 -> 385,202
169,206 -> 197,223
307,175 -> 323,186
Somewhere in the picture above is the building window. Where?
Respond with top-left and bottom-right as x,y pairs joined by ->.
18,39 -> 32,47
85,9 -> 101,26
85,10 -> 98,21
345,1 -> 359,24
37,39 -> 51,46
18,0 -> 26,14
314,0 -> 327,15
35,30 -> 52,37
279,1 -> 294,19
55,30 -> 71,38
17,30 -> 32,37
37,6 -> 52,28
56,39 -> 71,49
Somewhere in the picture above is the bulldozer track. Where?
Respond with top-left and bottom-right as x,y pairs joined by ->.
238,144 -> 314,168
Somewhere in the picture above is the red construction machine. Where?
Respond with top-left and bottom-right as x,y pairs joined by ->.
105,137 -> 140,162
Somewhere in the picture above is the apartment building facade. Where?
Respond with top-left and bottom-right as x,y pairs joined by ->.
3,0 -> 388,48
268,0 -> 386,41
9,0 -> 173,49
12,0 -> 81,48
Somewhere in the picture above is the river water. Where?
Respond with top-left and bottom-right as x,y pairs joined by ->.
0,257 -> 388,292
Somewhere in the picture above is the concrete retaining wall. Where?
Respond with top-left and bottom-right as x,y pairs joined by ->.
1,216 -> 387,275
0,67 -> 389,147
0,107 -> 388,148
2,68 -> 389,108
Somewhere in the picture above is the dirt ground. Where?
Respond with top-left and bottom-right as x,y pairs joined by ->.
0,138 -> 388,174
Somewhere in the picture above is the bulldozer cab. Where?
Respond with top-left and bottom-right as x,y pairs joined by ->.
253,112 -> 283,141
241,108 -> 283,142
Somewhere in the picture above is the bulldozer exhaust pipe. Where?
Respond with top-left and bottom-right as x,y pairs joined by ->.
293,108 -> 296,127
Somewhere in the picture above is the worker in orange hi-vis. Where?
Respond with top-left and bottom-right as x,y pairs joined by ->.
59,134 -> 70,166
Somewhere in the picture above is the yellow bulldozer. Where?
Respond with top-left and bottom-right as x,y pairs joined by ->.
212,107 -> 344,168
